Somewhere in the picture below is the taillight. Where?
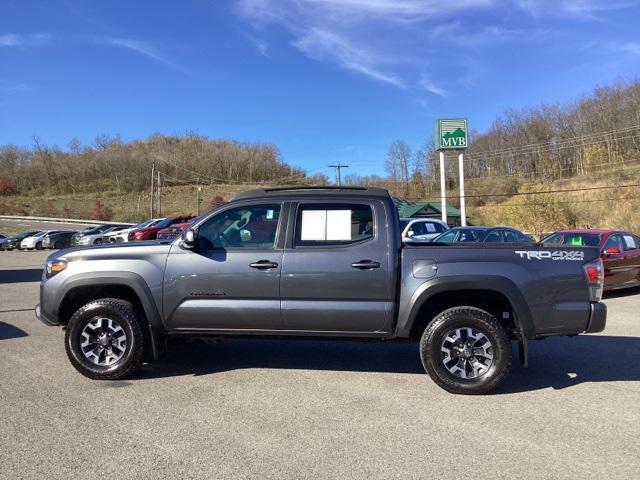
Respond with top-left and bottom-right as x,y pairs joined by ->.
583,259 -> 604,302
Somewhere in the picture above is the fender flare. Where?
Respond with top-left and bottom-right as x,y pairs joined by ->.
396,275 -> 536,340
57,272 -> 164,359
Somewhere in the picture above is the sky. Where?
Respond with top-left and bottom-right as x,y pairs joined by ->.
1,0 -> 639,178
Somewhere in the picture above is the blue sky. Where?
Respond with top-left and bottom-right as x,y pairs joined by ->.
1,0 -> 639,177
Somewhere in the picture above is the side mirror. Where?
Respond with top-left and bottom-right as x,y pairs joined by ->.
407,230 -> 415,238
604,247 -> 621,255
181,228 -> 196,249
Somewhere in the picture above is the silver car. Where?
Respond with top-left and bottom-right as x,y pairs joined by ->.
399,218 -> 449,243
71,225 -> 130,247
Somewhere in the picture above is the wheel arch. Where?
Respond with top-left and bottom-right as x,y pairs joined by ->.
397,275 -> 536,341
56,272 -> 164,360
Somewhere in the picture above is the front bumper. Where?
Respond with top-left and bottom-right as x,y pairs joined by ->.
35,303 -> 58,326
585,301 -> 607,333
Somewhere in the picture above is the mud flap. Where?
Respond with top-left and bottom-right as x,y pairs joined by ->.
518,338 -> 528,367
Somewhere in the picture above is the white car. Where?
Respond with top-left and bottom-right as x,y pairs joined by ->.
399,218 -> 449,243
20,230 -> 66,250
105,218 -> 164,243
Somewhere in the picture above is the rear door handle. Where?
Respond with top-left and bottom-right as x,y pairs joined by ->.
249,260 -> 279,269
351,260 -> 381,269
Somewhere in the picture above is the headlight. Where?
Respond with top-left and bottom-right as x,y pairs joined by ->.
45,259 -> 67,278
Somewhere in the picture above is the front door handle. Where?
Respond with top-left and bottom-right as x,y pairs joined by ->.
351,260 -> 381,269
249,260 -> 279,269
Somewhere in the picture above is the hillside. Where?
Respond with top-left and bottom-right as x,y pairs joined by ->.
1,168 -> 638,236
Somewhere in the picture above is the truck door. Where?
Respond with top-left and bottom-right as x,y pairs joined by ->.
280,201 -> 395,333
163,202 -> 285,330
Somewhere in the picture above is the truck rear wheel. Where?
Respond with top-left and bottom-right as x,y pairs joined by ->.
420,306 -> 512,395
65,298 -> 145,380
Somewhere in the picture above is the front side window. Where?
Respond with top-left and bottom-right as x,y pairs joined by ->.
503,230 -> 519,242
295,203 -> 374,246
197,204 -> 281,249
622,234 -> 637,251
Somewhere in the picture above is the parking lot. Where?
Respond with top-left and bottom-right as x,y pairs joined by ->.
1,248 -> 639,480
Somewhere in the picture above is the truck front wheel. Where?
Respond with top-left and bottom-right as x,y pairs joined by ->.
65,298 -> 145,380
420,306 -> 512,395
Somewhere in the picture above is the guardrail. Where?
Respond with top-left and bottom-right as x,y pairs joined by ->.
0,215 -> 135,227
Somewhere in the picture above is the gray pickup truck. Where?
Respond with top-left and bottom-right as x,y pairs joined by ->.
36,187 -> 607,394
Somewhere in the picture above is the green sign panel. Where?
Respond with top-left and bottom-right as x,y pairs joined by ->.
436,118 -> 468,150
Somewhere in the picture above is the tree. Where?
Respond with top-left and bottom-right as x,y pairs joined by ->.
386,140 -> 411,197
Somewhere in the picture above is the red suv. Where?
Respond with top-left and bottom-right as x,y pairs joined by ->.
129,216 -> 194,241
543,229 -> 640,291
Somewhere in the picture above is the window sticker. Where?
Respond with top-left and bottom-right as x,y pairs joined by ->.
300,210 -> 327,240
425,223 -> 436,233
266,209 -> 274,220
623,235 -> 637,250
570,236 -> 583,246
326,210 -> 352,240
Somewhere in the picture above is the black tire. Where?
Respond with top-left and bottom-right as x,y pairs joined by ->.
65,298 -> 145,380
35,242 -> 43,250
94,238 -> 103,245
419,306 -> 512,395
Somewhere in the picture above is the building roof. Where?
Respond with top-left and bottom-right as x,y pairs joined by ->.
397,201 -> 462,218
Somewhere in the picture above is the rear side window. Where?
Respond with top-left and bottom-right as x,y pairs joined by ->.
622,234 -> 637,250
295,203 -> 374,246
484,231 -> 503,243
504,230 -> 519,242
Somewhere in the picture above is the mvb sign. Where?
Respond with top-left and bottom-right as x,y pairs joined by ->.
436,118 -> 468,150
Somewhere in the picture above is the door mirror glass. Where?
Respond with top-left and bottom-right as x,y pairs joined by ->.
181,228 -> 196,248
406,230 -> 415,238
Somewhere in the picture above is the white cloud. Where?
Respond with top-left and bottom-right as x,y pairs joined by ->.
0,32 -> 50,47
515,0 -> 634,19
293,28 -> 405,87
94,36 -> 186,72
235,0 -> 491,91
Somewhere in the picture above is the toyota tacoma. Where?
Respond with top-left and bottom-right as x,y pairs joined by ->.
35,187 -> 607,394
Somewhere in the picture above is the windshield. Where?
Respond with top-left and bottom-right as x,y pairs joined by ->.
154,218 -> 174,229
542,232 -> 601,247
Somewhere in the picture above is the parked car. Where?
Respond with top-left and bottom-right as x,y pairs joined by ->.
542,229 -> 640,291
0,234 -> 7,250
106,219 -> 164,243
36,186 -> 606,395
399,217 -> 449,243
71,225 -> 130,247
2,231 -> 41,251
42,230 -> 79,250
128,216 -> 193,241
433,226 -> 533,244
157,216 -> 202,240
21,230 -> 68,250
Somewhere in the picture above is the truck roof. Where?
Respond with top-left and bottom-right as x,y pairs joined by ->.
231,186 -> 391,201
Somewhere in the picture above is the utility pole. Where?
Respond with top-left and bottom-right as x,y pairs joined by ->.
150,161 -> 155,219
458,152 -> 466,226
328,162 -> 349,186
157,170 -> 162,217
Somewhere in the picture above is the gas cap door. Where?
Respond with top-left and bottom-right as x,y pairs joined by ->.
412,259 -> 438,279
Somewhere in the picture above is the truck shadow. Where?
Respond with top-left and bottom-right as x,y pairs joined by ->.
603,286 -> 640,299
0,321 -> 28,340
497,335 -> 640,394
133,335 -> 640,393
0,269 -> 42,284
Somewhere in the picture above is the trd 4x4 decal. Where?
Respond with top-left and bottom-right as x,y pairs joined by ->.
515,250 -> 585,261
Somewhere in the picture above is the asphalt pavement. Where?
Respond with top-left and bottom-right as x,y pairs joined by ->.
1,249 -> 639,479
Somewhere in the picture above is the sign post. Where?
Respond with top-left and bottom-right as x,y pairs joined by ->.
435,118 -> 468,226
439,151 -> 446,223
